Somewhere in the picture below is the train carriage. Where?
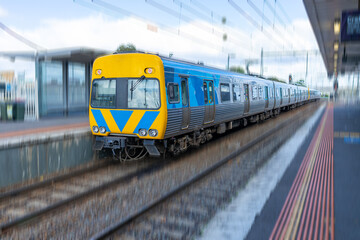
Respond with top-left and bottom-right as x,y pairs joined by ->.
89,52 -> 320,159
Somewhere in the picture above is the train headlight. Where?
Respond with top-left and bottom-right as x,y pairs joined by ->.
99,126 -> 106,134
139,128 -> 147,136
92,126 -> 99,133
148,129 -> 158,137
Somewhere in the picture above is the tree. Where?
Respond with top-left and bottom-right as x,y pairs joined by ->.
294,79 -> 306,87
230,66 -> 245,74
267,76 -> 286,83
115,43 -> 136,53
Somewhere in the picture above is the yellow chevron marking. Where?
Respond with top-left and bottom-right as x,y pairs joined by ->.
122,111 -> 145,134
101,109 -> 120,133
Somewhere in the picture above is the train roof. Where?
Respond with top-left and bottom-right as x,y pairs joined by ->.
112,52 -> 310,88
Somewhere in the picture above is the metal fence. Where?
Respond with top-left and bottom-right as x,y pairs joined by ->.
0,81 -> 38,120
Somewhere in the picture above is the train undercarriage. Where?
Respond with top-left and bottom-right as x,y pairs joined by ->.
93,107 -> 287,161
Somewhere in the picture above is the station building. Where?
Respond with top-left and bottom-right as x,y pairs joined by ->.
0,47 -> 109,119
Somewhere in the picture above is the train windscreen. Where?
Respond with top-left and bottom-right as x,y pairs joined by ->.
128,78 -> 160,109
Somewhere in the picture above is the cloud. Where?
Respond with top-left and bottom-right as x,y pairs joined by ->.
0,13 -> 327,85
0,6 -> 7,17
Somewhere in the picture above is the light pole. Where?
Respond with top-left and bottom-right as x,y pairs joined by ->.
227,53 -> 235,70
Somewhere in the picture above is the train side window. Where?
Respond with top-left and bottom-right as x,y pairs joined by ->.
203,82 -> 208,103
258,86 -> 263,100
232,84 -> 241,102
208,81 -> 214,103
181,80 -> 188,107
220,83 -> 230,102
252,86 -> 258,100
244,84 -> 249,100
167,83 -> 180,104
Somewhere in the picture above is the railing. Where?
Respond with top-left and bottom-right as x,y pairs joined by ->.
0,81 -> 38,120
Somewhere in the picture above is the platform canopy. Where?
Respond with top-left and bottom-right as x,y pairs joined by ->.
304,0 -> 360,77
0,47 -> 110,63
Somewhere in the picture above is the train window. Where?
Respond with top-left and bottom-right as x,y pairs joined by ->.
244,84 -> 249,101
208,81 -> 214,103
258,86 -> 263,100
203,82 -> 208,103
291,89 -> 295,97
181,80 -> 189,107
232,84 -> 241,102
91,79 -> 116,108
268,87 -> 271,99
167,83 -> 180,104
128,78 -> 160,109
252,86 -> 258,100
220,83 -> 230,102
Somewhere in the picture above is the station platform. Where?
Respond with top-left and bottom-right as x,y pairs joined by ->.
0,115 -> 89,140
247,101 -> 360,239
200,100 -> 360,240
0,115 -> 93,189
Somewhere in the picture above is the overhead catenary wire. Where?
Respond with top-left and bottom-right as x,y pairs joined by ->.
262,0 -> 306,49
74,0 -> 222,50
145,0 -> 223,39
277,0 -> 292,24
189,0 -> 250,37
228,0 -> 285,50
246,0 -> 294,50
263,0 -> 286,27
188,0 -> 256,57
145,0 -> 253,55
0,22 -> 46,51
173,0 -> 251,50
173,0 -> 213,23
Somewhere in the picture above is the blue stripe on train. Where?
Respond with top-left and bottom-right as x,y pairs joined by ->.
133,111 -> 160,134
110,110 -> 133,132
91,109 -> 110,132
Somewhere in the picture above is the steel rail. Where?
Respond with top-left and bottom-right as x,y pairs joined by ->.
0,160 -> 111,202
0,159 -> 168,234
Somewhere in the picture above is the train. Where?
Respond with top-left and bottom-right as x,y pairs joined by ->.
89,52 -> 321,160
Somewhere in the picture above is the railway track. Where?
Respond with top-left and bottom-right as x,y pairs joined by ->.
0,157 -> 166,234
91,102 -> 325,240
2,101 -> 323,239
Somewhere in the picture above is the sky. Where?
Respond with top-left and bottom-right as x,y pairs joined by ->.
0,0 -> 333,89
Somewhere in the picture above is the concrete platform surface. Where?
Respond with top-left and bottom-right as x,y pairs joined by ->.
0,115 -> 89,135
0,116 -> 89,147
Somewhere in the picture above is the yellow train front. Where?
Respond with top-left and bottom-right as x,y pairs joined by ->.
89,53 -> 167,159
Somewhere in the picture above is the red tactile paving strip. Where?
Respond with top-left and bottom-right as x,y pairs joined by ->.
0,122 -> 89,139
270,103 -> 334,240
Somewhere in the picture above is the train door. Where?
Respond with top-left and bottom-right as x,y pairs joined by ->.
181,77 -> 190,129
243,84 -> 250,113
288,89 -> 290,103
280,88 -> 283,105
203,80 -> 215,124
264,86 -> 269,108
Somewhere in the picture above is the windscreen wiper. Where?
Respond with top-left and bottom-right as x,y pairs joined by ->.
130,75 -> 145,92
